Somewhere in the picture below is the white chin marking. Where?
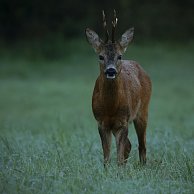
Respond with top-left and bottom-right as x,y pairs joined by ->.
106,74 -> 116,79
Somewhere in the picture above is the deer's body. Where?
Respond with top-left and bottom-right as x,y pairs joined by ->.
93,60 -> 151,125
85,11 -> 152,165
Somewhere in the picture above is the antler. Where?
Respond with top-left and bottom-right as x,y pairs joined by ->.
102,10 -> 109,43
111,9 -> 118,43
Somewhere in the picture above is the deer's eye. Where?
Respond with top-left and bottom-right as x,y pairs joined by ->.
99,55 -> 104,60
117,55 -> 122,60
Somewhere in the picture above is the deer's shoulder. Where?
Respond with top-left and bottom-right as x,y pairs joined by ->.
121,60 -> 150,80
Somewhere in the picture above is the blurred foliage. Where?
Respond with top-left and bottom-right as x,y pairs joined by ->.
0,0 -> 194,42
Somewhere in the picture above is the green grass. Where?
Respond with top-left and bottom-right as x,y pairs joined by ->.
0,40 -> 194,194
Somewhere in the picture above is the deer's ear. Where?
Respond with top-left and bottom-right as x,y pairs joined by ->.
85,28 -> 102,53
119,27 -> 134,52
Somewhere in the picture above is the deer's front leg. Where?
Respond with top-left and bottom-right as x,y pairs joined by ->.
114,127 -> 131,166
98,127 -> 112,166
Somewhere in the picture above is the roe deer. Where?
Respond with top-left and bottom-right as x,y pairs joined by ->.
85,10 -> 152,166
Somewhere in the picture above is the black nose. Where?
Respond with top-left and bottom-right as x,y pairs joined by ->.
105,67 -> 117,76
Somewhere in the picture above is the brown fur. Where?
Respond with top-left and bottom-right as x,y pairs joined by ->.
92,60 -> 152,165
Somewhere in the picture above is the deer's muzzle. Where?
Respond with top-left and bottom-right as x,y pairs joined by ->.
104,66 -> 117,79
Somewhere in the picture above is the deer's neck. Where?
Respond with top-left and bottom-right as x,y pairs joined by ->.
100,74 -> 122,104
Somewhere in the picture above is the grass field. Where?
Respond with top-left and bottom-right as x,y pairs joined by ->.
0,40 -> 194,194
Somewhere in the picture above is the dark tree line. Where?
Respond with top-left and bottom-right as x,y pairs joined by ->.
0,0 -> 194,42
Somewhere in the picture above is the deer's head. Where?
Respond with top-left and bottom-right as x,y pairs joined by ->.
85,10 -> 134,79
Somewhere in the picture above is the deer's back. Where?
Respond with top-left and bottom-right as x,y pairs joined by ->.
122,59 -> 151,109
121,60 -> 151,99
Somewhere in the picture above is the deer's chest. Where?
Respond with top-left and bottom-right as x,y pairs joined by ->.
93,103 -> 130,130
92,92 -> 130,126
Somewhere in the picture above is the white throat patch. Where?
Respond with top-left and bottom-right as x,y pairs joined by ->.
106,74 -> 116,79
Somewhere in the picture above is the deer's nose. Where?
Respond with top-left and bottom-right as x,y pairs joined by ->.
104,66 -> 117,79
105,67 -> 117,75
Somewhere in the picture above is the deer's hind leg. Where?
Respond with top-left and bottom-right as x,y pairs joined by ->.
133,110 -> 148,165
